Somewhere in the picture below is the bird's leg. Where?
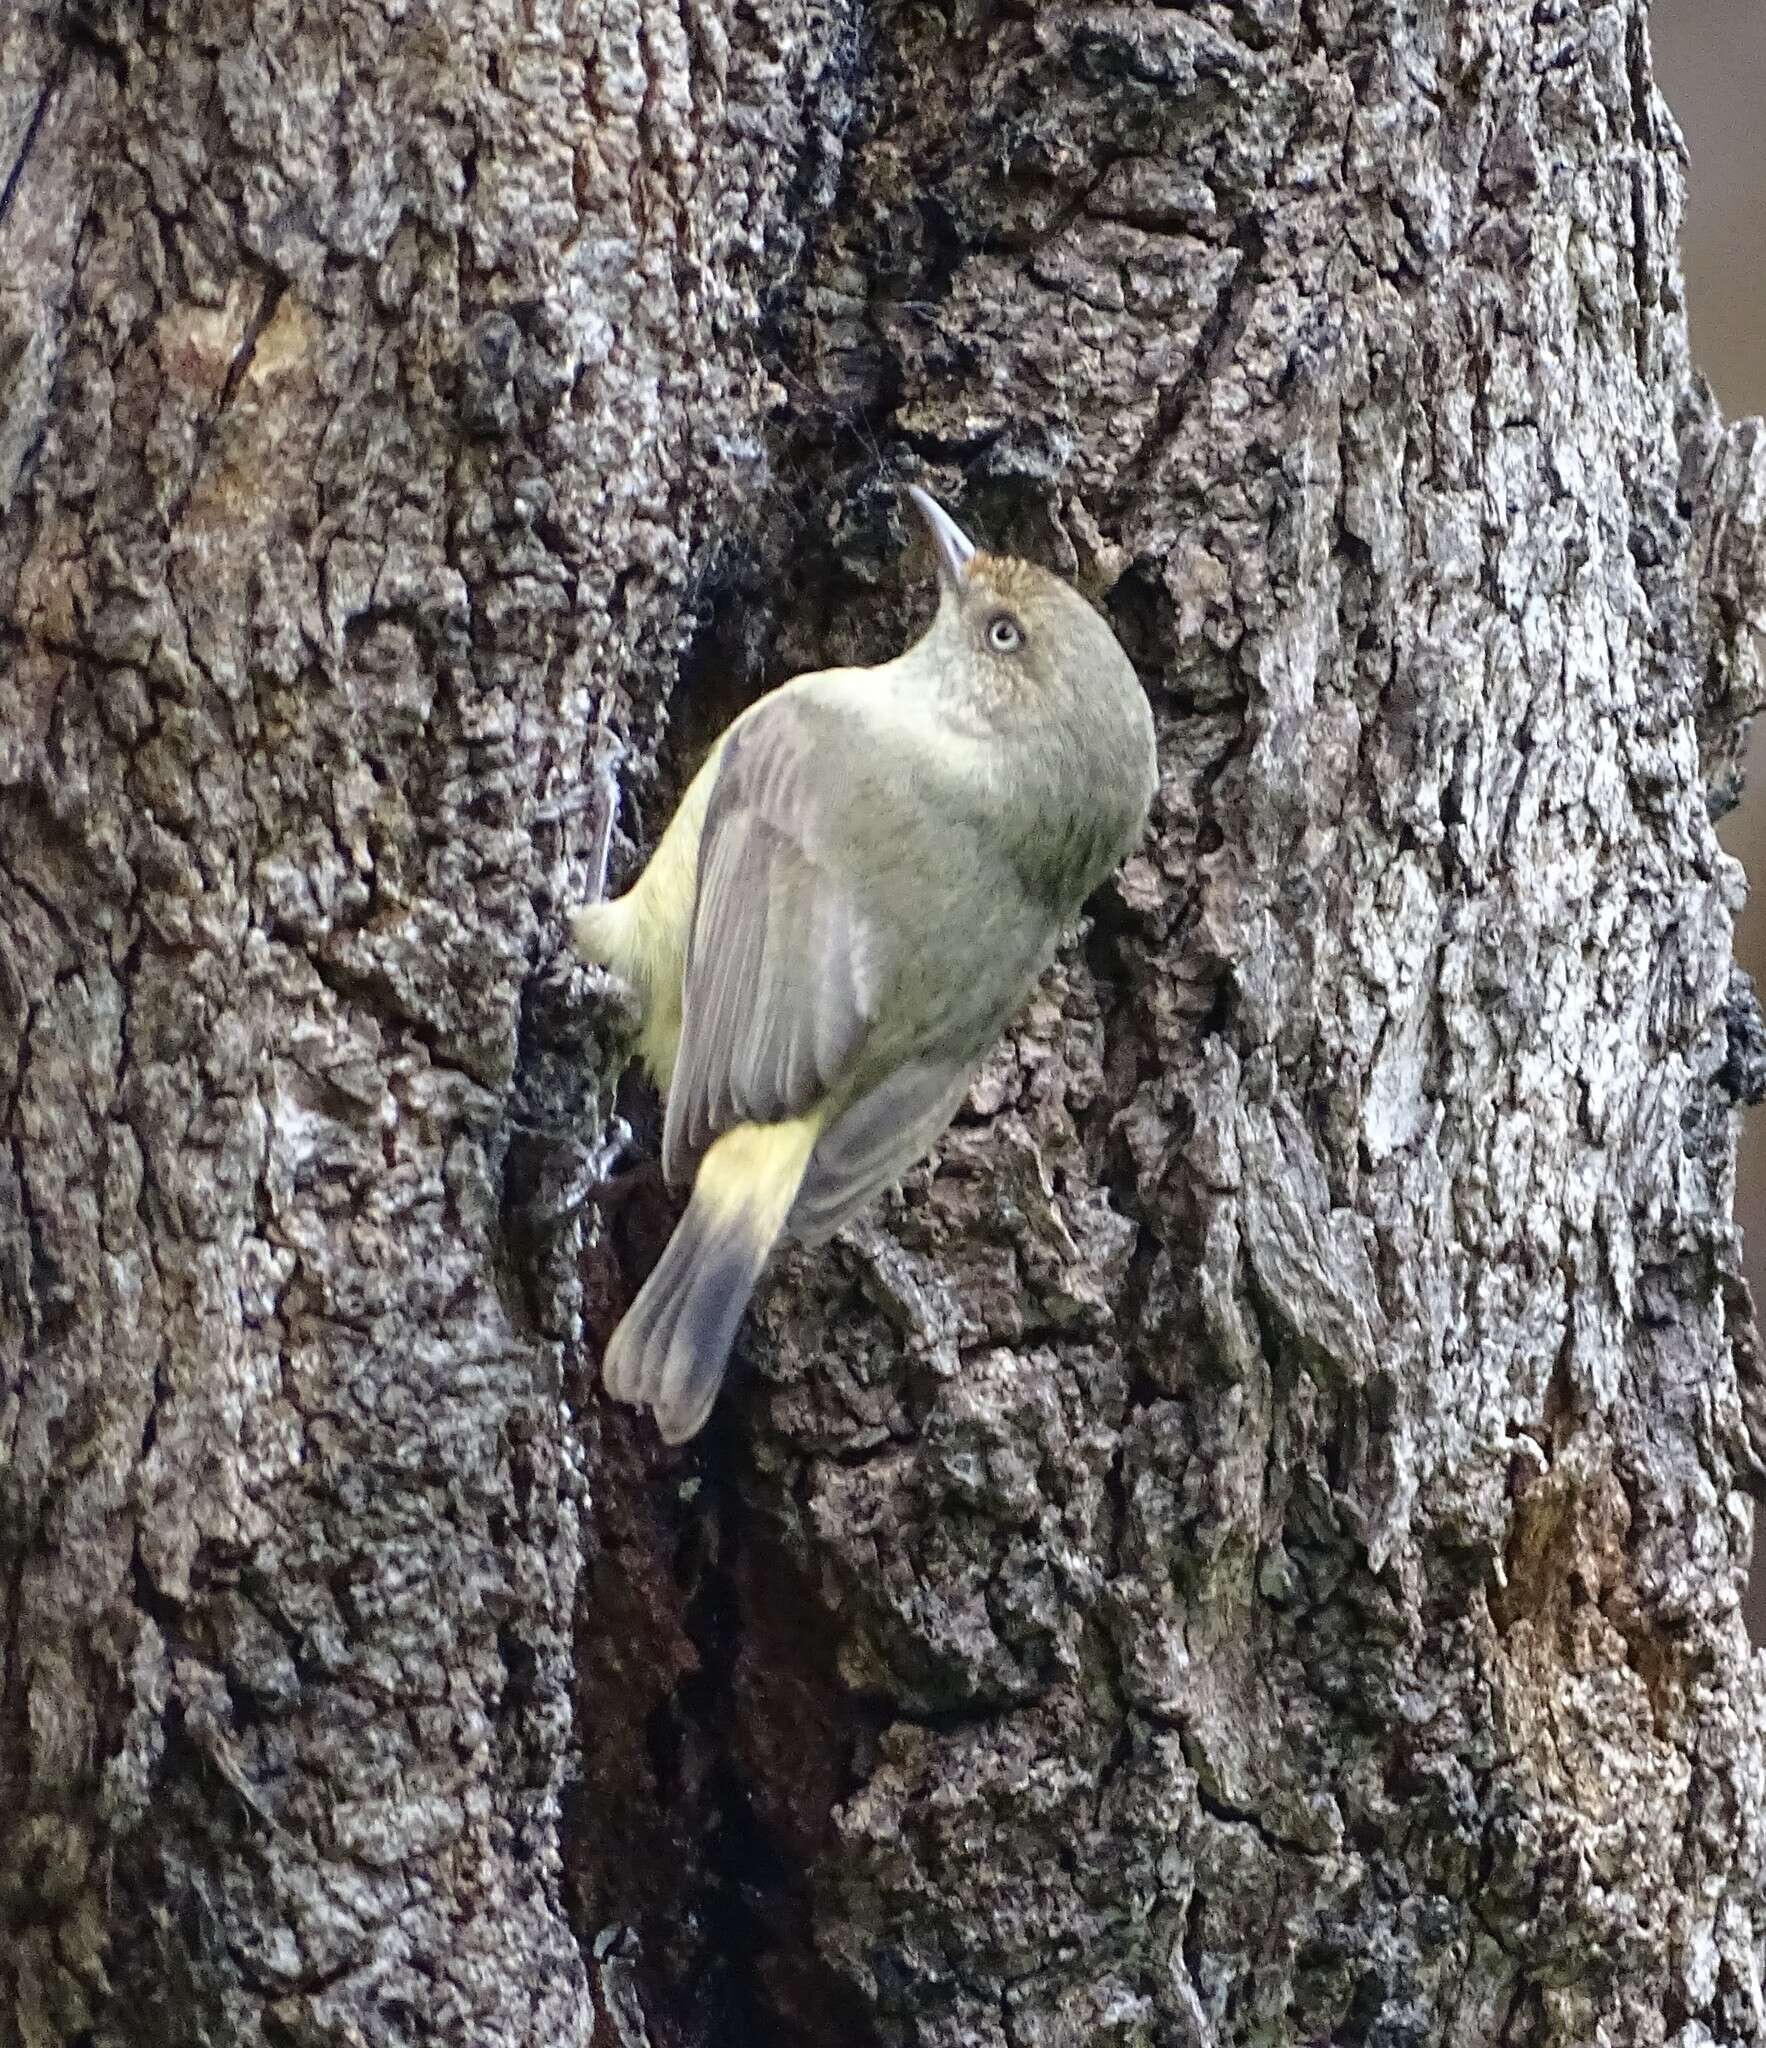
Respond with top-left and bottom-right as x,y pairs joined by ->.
574,1116 -> 672,1219
509,1113 -> 649,1227
576,946 -> 641,1033
534,724 -> 626,882
583,742 -> 643,1013
585,731 -> 624,908
586,1152 -> 669,1214
544,730 -> 643,1015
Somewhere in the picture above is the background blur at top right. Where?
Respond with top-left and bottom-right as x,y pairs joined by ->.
1640,0 -> 1766,1626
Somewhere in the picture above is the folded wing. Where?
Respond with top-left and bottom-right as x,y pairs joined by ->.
787,1057 -> 976,1244
662,697 -> 878,1186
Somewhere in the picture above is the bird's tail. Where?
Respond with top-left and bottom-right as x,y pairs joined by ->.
602,1114 -> 822,1443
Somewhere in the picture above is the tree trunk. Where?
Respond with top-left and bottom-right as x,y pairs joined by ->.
4,0 -> 1765,2043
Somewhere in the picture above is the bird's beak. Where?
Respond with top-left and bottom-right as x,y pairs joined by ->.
906,485 -> 977,591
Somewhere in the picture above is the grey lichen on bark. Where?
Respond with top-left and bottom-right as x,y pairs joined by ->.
5,0 -> 1766,2045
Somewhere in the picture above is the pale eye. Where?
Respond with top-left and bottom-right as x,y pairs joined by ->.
987,613 -> 1025,653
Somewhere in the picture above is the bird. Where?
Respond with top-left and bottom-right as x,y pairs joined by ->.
570,486 -> 1157,1443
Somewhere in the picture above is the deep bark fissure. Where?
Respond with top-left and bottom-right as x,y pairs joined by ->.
0,65 -> 59,234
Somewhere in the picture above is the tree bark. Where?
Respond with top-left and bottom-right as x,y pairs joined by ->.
4,0 -> 1765,2045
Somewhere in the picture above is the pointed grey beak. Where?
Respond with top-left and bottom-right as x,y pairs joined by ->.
906,485 -> 977,591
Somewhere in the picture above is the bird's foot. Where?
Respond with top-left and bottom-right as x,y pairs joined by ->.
586,1153 -> 668,1214
581,958 -> 640,1029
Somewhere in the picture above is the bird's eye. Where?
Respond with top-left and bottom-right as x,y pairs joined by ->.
987,613 -> 1025,653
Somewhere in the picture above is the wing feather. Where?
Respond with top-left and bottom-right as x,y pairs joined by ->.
662,698 -> 876,1186
787,1059 -> 976,1245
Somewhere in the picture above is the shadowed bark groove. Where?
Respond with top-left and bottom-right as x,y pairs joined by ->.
5,0 -> 1766,2046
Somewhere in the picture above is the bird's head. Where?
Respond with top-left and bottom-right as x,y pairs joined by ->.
906,485 -> 1140,720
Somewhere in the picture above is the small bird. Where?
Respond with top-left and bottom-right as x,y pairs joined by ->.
571,487 -> 1157,1442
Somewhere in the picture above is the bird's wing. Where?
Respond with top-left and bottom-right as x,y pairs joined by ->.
786,1057 -> 977,1245
662,693 -> 880,1186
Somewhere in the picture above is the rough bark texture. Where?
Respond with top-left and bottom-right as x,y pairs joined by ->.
5,1 -> 1766,2046
0,0 -> 841,2038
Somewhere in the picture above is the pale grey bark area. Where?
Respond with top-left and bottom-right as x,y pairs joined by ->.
4,1 -> 1766,2046
0,0 -> 841,2039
